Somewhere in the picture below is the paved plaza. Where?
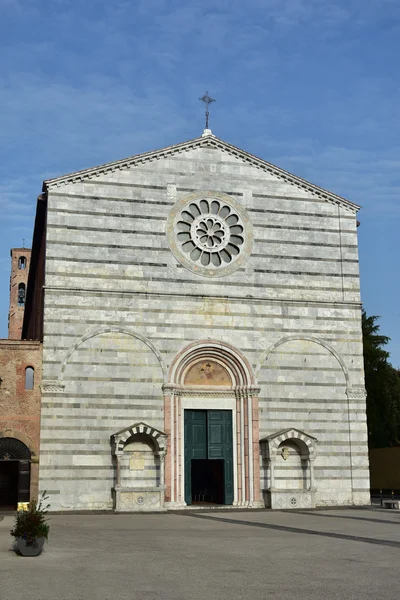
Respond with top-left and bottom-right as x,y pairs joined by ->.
1,508 -> 400,600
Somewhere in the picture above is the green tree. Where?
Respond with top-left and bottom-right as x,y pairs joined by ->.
362,309 -> 400,448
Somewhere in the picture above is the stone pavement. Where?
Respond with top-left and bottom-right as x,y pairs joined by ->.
1,508 -> 400,600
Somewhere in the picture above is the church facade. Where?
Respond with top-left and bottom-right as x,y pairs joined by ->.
23,129 -> 370,511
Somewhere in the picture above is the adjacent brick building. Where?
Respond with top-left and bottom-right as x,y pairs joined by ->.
0,340 -> 42,507
0,248 -> 42,509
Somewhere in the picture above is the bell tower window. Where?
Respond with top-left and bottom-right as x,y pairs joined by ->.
18,256 -> 26,269
18,283 -> 26,306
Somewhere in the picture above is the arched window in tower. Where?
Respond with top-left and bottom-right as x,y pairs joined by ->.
18,283 -> 26,306
18,256 -> 26,269
25,367 -> 34,390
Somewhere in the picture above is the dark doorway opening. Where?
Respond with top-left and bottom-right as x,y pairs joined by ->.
0,438 -> 32,509
0,461 -> 19,509
184,409 -> 234,506
191,459 -> 224,505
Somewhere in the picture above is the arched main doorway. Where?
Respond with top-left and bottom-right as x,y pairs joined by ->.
164,340 -> 263,508
0,438 -> 31,509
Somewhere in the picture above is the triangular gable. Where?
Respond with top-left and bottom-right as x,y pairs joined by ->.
43,131 -> 360,212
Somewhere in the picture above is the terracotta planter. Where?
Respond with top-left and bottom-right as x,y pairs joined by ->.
16,537 -> 46,557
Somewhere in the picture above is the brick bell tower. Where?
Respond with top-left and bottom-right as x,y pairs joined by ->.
8,247 -> 31,340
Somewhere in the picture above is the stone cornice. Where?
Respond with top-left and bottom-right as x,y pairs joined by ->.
43,286 -> 363,309
0,340 -> 41,348
43,135 -> 360,213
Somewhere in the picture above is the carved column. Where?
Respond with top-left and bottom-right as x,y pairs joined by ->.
115,453 -> 122,486
158,451 -> 166,489
242,386 -> 251,506
245,387 -> 252,504
176,390 -> 182,504
269,456 -> 276,491
346,386 -> 368,503
248,386 -> 261,506
235,387 -> 246,505
112,433 -> 123,488
309,457 -> 315,491
162,384 -> 173,503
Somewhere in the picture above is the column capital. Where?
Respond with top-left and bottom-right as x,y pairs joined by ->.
234,385 -> 261,397
162,383 -> 179,393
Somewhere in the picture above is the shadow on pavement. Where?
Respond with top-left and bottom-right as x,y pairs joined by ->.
291,509 -> 400,527
177,511 -> 400,549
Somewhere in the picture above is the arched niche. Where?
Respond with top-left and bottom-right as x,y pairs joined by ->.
111,422 -> 167,513
274,440 -> 307,491
260,428 -> 317,510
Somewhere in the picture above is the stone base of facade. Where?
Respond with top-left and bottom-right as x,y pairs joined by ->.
164,500 -> 265,510
351,492 -> 371,506
314,491 -> 371,508
263,489 -> 371,510
264,488 -> 316,510
112,486 -> 166,512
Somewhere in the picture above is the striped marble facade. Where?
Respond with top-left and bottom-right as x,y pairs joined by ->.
39,132 -> 370,510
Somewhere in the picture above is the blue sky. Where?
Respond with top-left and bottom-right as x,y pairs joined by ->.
0,0 -> 399,366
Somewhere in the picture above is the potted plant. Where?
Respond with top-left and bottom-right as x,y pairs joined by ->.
10,492 -> 50,556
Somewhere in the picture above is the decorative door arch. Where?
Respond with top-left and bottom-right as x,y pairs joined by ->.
163,340 -> 263,508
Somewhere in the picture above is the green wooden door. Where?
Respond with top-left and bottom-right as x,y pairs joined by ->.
184,410 -> 233,505
184,410 -> 207,505
208,410 -> 234,505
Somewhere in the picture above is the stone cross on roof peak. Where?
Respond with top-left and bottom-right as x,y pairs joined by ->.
199,91 -> 216,133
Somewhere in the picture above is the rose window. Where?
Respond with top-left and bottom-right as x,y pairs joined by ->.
176,199 -> 244,268
167,191 -> 253,277
195,218 -> 225,249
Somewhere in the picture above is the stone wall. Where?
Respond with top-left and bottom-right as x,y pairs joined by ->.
39,138 -> 369,509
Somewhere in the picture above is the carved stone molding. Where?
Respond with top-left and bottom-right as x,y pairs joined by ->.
41,380 -> 65,393
164,385 -> 260,399
242,386 -> 261,397
171,388 -> 236,398
346,387 -> 367,400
